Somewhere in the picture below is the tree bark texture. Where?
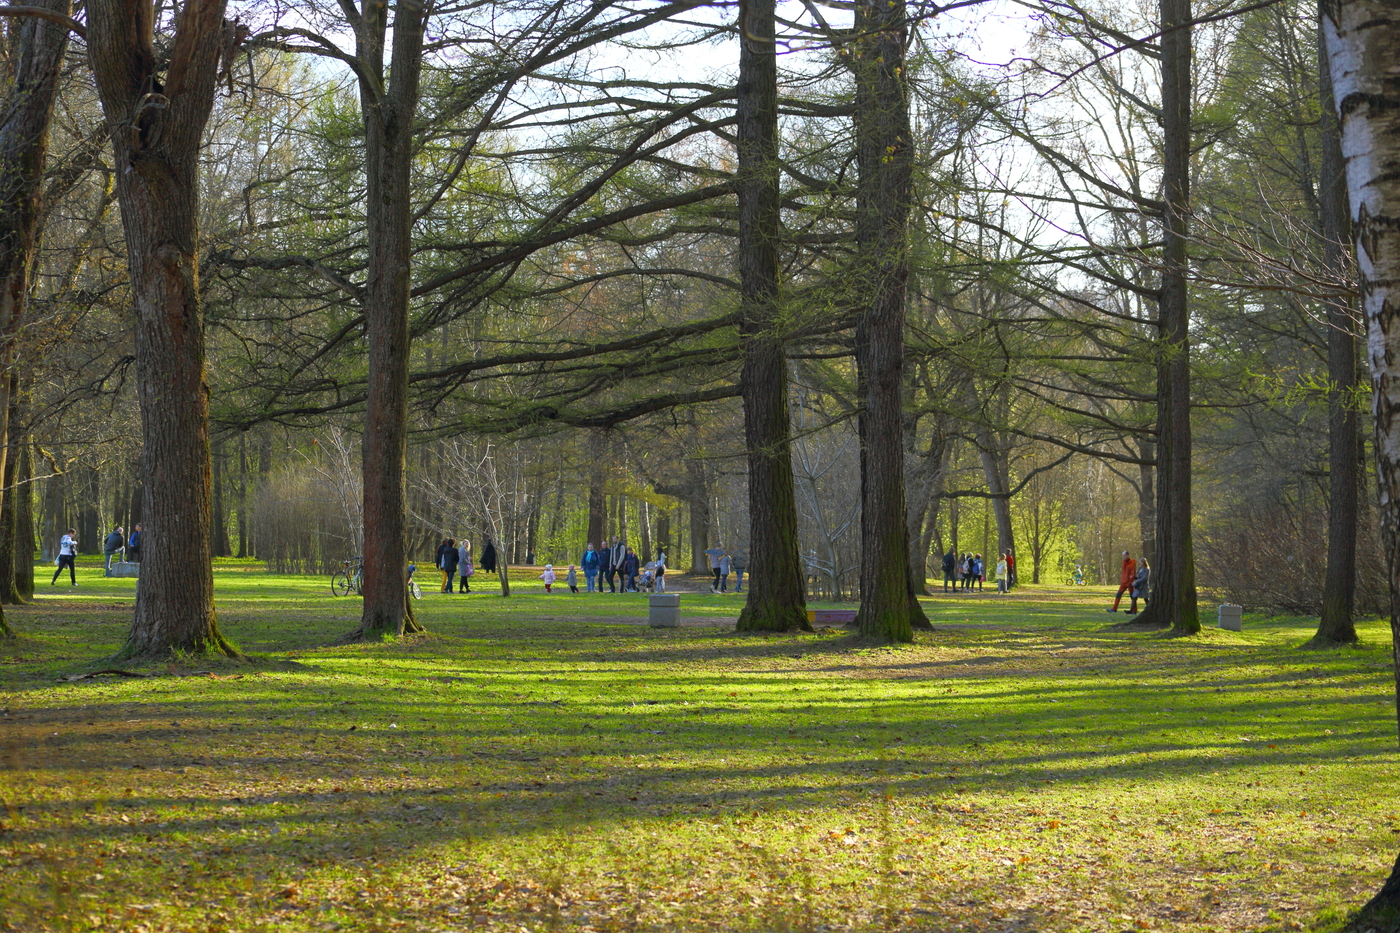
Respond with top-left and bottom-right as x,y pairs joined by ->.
1136,437 -> 1156,567
685,460 -> 711,573
88,0 -> 240,657
851,0 -> 926,641
1137,0 -> 1200,633
1322,0 -> 1400,920
1315,6 -> 1360,646
734,0 -> 809,633
587,431 -> 606,548
0,385 -> 22,604
15,438 -> 34,600
0,0 -> 70,629
353,0 -> 427,640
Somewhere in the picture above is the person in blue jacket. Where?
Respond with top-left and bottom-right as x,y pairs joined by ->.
581,543 -> 601,592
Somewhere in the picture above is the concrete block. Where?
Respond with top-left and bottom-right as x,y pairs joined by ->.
649,593 -> 681,627
1218,604 -> 1242,632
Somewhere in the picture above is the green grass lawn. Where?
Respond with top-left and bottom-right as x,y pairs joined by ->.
1,560 -> 1396,932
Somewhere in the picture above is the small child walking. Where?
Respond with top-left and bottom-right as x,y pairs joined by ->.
566,564 -> 579,593
540,564 -> 556,593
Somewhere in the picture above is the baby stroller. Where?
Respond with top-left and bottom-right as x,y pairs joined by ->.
637,562 -> 657,593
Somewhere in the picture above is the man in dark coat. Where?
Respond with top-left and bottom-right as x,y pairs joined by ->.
941,549 -> 956,592
597,541 -> 614,592
103,527 -> 125,576
480,539 -> 498,575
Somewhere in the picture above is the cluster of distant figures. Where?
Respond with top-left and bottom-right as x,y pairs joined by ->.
430,535 -> 747,596
48,525 -> 143,585
432,537 -> 496,592
939,548 -> 1017,593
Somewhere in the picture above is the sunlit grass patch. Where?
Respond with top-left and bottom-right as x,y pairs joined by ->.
0,564 -> 1394,931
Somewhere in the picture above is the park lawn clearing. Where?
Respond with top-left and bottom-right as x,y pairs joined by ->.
0,562 -> 1396,932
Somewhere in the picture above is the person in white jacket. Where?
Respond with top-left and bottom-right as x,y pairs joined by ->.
51,529 -> 78,586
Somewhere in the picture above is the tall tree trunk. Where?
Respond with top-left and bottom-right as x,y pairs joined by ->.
1137,436 -> 1156,566
0,0 -> 72,634
587,433 -> 606,549
88,0 -> 241,657
40,448 -> 62,561
1321,0 -> 1400,917
0,390 -> 21,605
236,432 -> 247,558
0,378 -> 22,604
639,498 -> 652,562
906,430 -> 950,597
687,460 -> 710,574
211,438 -> 230,557
79,466 -> 98,552
657,509 -> 671,556
1314,6 -> 1360,646
352,0 -> 427,640
15,438 -> 34,601
735,0 -> 810,633
1136,0 -> 1200,634
851,0 -> 927,640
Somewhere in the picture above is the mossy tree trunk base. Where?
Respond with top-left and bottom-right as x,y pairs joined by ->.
737,603 -> 814,633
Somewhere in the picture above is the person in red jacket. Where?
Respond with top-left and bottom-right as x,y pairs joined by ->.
1108,551 -> 1136,612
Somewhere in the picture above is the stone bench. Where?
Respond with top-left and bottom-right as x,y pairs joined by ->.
108,561 -> 139,578
807,609 -> 857,625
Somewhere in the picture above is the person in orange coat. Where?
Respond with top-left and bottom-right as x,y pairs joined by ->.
1108,551 -> 1137,612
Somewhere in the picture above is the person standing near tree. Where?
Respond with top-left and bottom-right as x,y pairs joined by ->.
127,524 -> 143,564
103,526 -> 125,576
941,548 -> 956,592
457,540 -> 473,593
731,547 -> 747,593
623,547 -> 640,592
718,550 -> 733,593
51,528 -> 77,586
654,549 -> 667,593
1130,559 -> 1150,614
1108,551 -> 1137,613
438,537 -> 459,593
480,539 -> 498,575
1006,550 -> 1017,590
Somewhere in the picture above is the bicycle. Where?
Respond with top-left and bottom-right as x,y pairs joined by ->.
331,557 -> 363,596
407,562 -> 422,600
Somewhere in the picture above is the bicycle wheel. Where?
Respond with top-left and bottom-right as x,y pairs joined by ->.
331,571 -> 354,596
409,579 -> 422,600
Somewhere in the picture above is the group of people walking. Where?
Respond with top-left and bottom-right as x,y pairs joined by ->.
941,548 -> 1016,594
579,538 -> 666,593
433,537 -> 498,593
